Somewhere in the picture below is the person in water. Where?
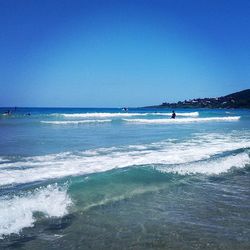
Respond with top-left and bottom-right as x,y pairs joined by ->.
171,110 -> 176,119
4,110 -> 11,115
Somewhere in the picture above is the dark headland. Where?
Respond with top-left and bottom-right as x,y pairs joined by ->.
144,89 -> 250,109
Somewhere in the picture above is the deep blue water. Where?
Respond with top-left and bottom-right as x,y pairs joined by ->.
0,107 -> 249,249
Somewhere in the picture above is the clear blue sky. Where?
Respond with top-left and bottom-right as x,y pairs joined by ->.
0,0 -> 249,107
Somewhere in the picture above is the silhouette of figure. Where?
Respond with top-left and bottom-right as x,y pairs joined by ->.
171,110 -> 176,119
4,110 -> 11,115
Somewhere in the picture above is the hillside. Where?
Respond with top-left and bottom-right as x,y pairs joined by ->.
145,89 -> 250,109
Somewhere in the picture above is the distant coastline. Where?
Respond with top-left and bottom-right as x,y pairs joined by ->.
144,89 -> 250,109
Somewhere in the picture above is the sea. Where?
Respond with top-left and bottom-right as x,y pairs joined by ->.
0,107 -> 249,249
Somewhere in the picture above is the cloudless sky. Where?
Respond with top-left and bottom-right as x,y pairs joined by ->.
0,0 -> 249,107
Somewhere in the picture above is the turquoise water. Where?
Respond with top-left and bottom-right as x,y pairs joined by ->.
0,108 -> 249,249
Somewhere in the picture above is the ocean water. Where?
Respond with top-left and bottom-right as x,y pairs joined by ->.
0,107 -> 249,249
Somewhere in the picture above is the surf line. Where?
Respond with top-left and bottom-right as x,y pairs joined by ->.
123,116 -> 241,124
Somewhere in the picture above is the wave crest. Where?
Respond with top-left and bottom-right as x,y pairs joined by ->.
157,152 -> 250,175
0,133 -> 249,186
123,116 -> 240,124
41,119 -> 111,125
51,111 -> 199,118
0,184 -> 72,238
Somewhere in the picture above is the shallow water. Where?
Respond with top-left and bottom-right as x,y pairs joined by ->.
0,108 -> 249,249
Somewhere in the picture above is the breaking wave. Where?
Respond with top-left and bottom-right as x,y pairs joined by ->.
41,119 -> 111,125
157,152 -> 250,175
52,111 -> 199,118
156,111 -> 199,117
0,133 -> 249,187
123,116 -> 240,124
0,184 -> 72,238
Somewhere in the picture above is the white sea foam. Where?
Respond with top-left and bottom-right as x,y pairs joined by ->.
123,116 -> 240,124
0,157 -> 7,163
52,111 -> 199,118
157,152 -> 250,175
0,133 -> 249,186
57,113 -> 146,118
156,111 -> 199,117
0,184 -> 72,238
41,119 -> 111,125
